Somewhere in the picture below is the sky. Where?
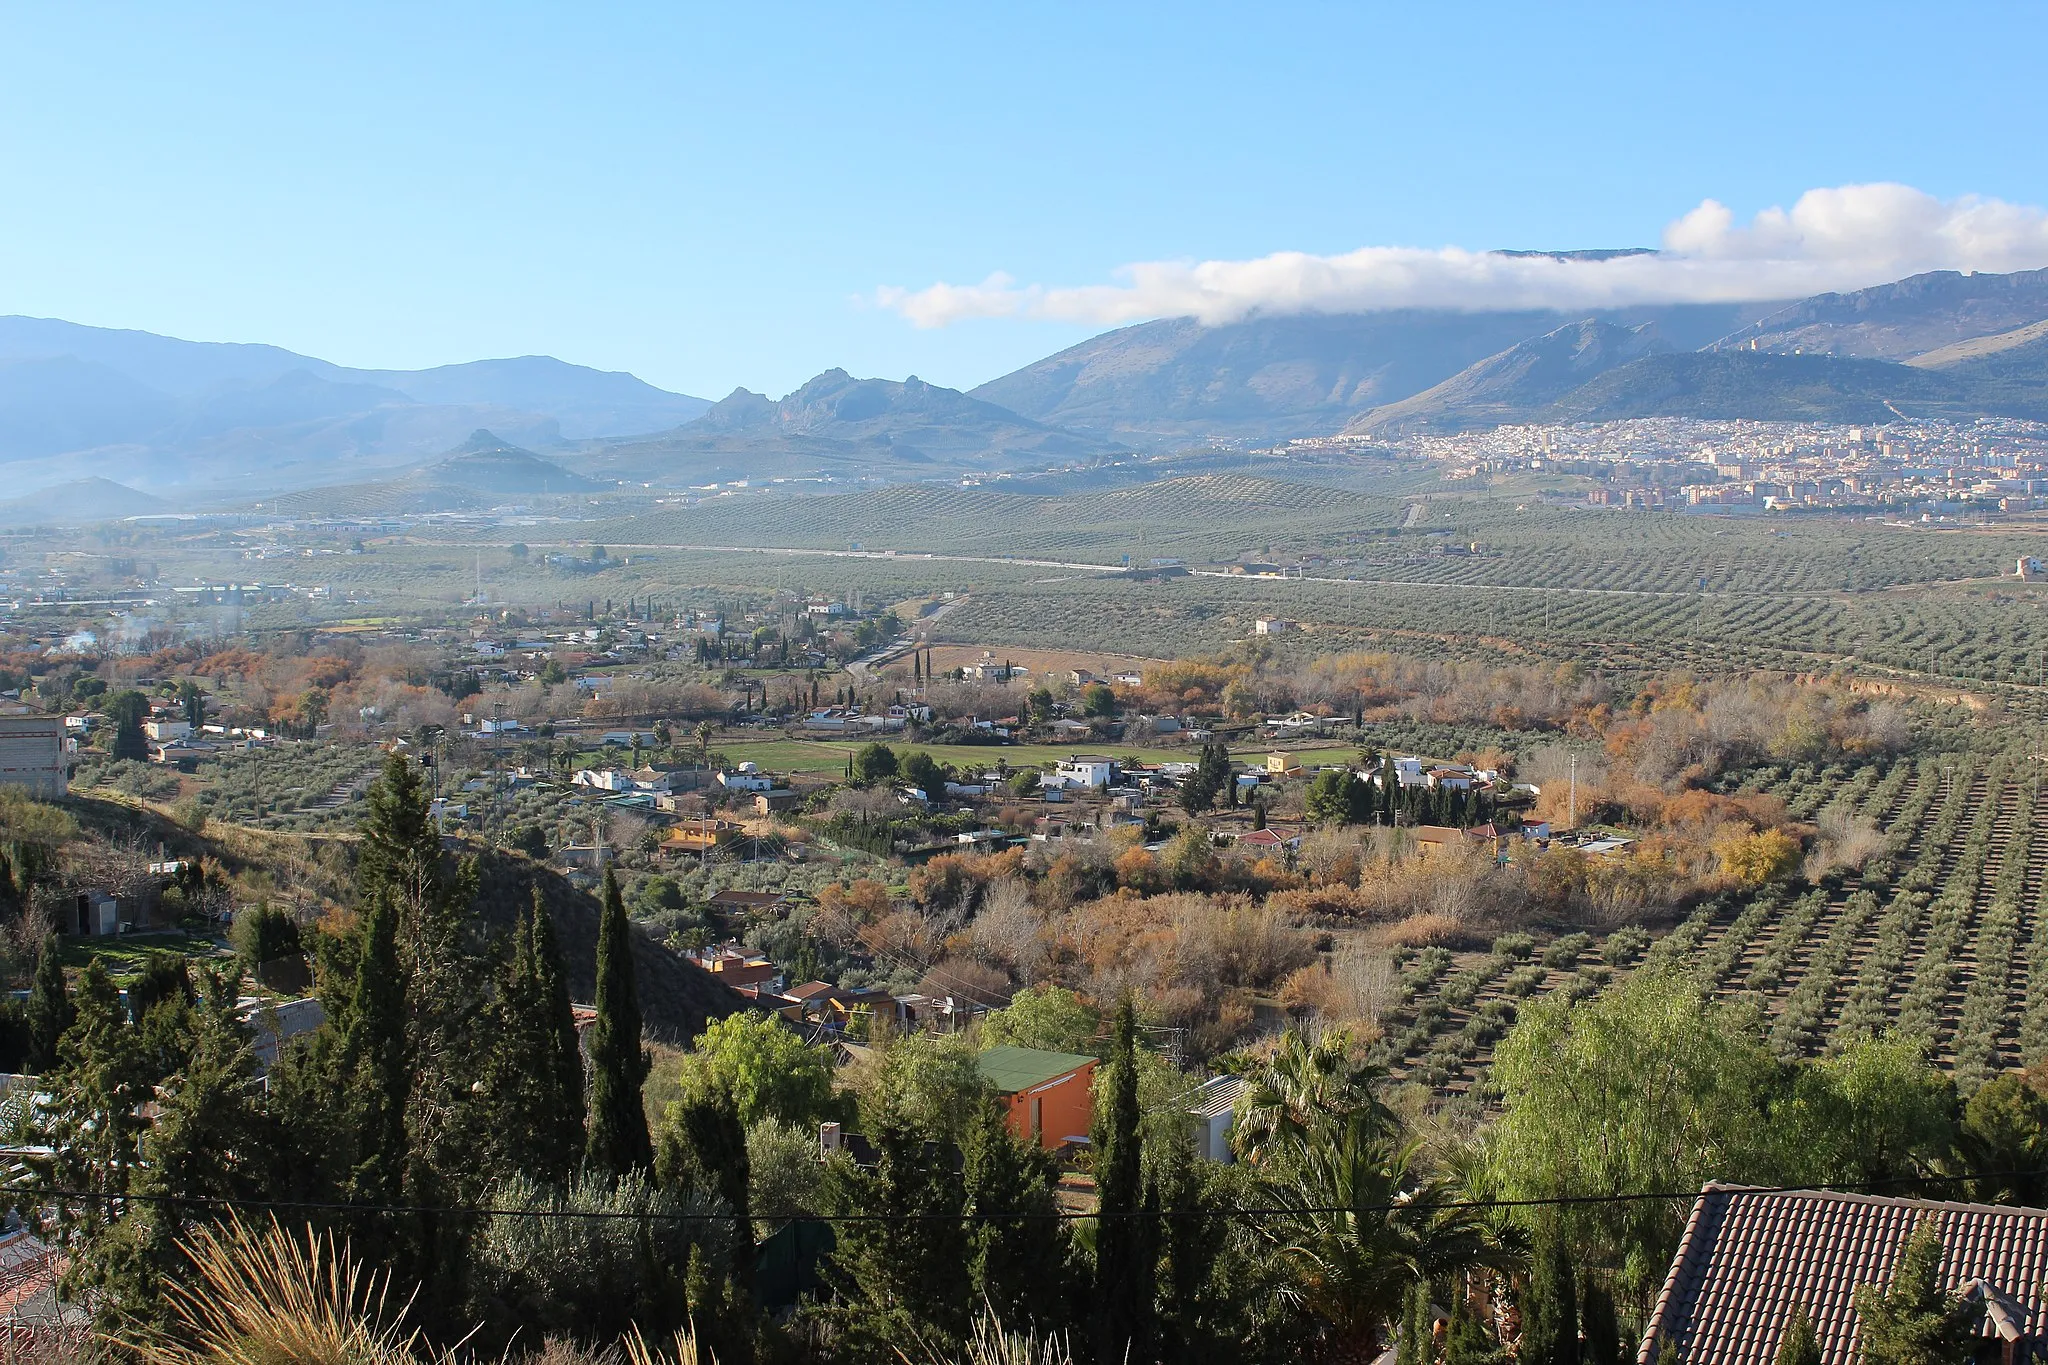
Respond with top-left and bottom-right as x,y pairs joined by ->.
3,2 -> 2046,400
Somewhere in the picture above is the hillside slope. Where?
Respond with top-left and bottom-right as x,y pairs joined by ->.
1537,351 -> 2048,425
1348,319 -> 1669,434
1709,267 -> 2048,360
971,303 -> 1771,446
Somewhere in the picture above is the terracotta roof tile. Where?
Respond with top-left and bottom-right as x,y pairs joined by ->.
1642,1184 -> 2048,1365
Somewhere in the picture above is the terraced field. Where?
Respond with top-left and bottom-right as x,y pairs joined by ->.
1380,753 -> 2048,1098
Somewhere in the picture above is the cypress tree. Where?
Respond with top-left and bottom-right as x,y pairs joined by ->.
656,1084 -> 754,1281
1151,1136 -> 1219,1365
1444,1283 -> 1504,1365
488,888 -> 584,1183
1581,1280 -> 1624,1365
1394,1279 -> 1432,1365
340,894 -> 408,1207
107,691 -> 149,762
530,887 -> 587,1173
1520,1222 -> 1578,1365
964,1101 -> 1068,1332
25,932 -> 73,1073
820,1120 -> 971,1357
1093,999 -> 1154,1365
585,870 -> 652,1178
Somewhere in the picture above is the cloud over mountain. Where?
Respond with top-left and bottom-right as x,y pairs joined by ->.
878,184 -> 2048,328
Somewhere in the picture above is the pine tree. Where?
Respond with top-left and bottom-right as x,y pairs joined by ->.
1853,1219 -> 1978,1365
820,1121 -> 971,1359
585,870 -> 652,1178
1093,999 -> 1154,1365
25,931 -> 73,1072
964,1102 -> 1069,1332
358,753 -> 441,909
1521,1221 -> 1578,1365
1773,1304 -> 1820,1365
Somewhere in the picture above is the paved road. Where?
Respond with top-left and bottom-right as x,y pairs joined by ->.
847,595 -> 969,680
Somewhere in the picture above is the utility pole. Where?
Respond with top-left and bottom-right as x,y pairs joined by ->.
1568,753 -> 1578,831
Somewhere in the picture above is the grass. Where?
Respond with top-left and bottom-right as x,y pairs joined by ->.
58,931 -> 232,977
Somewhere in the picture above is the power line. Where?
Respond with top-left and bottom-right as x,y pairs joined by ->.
12,1168 -> 2038,1226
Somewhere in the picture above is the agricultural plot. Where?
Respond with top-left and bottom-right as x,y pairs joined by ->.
931,568 -> 2048,687
1381,753 -> 2048,1099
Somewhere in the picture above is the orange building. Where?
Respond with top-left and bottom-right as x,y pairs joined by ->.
977,1046 -> 1098,1149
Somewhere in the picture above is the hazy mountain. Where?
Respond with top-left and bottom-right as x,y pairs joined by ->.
342,356 -> 709,438
971,302 -> 1774,446
1709,268 -> 2048,360
0,315 -> 710,492
0,476 -> 165,528
1348,319 -> 1670,435
581,369 -> 1125,485
0,356 -> 177,458
411,430 -> 604,495
1534,351 -> 2048,426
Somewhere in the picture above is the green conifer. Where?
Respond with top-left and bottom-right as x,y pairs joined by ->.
1774,1303 -> 1820,1365
25,932 -> 73,1073
584,870 -> 652,1178
1093,999 -> 1154,1365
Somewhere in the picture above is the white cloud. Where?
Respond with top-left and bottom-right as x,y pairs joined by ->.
877,184 -> 2048,328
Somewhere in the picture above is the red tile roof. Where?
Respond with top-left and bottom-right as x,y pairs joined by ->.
1642,1183 -> 2048,1365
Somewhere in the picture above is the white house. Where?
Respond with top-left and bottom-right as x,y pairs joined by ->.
718,764 -> 776,792
1056,756 -> 1114,789
144,719 -> 192,742
1188,1074 -> 1247,1163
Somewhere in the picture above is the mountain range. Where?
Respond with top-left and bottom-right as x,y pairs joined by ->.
0,315 -> 712,493
11,261 -> 2048,514
581,369 -> 1125,485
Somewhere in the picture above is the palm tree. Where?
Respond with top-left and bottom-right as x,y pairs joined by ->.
692,720 -> 716,770
1234,1026 -> 1395,1166
1255,1112 -> 1504,1365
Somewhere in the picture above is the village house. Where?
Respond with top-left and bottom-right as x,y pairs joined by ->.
1055,755 -> 1115,789
660,819 -> 742,856
976,1045 -> 1098,1150
1641,1183 -> 2048,1365
717,763 -> 777,792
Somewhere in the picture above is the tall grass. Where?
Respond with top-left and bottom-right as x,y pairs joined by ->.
117,1217 -> 423,1365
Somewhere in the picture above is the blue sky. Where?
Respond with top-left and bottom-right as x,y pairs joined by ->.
2,2 -> 2044,399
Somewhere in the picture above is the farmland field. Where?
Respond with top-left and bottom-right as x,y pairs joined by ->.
1380,750 -> 2048,1100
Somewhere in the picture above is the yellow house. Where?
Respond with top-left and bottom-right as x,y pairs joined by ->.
660,819 -> 742,855
1266,752 -> 1301,775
